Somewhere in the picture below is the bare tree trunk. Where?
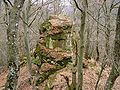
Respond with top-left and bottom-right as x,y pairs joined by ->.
104,5 -> 120,90
71,5 -> 77,90
84,25 -> 90,60
104,65 -> 119,90
72,40 -> 77,90
0,1 -> 1,13
73,0 -> 88,89
96,8 -> 100,61
23,0 -> 36,90
77,10 -> 86,90
104,1 -> 112,65
105,13 -> 111,64
4,0 -> 25,90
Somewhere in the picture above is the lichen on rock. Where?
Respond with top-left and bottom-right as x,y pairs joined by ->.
33,15 -> 73,85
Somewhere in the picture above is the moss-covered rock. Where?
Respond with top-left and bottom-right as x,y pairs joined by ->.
34,15 -> 73,86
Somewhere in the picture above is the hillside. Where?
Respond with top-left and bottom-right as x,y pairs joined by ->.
0,59 -> 120,90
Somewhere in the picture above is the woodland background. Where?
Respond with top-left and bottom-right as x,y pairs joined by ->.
0,0 -> 120,90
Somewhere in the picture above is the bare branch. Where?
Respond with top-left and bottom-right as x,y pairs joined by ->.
6,0 -> 13,7
29,0 -> 56,18
110,0 -> 120,12
28,12 -> 43,27
19,15 -> 29,26
73,0 -> 83,12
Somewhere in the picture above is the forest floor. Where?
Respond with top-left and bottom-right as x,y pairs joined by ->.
0,59 -> 120,90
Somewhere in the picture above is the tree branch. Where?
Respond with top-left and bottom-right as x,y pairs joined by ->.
3,0 -> 8,6
73,0 -> 83,12
28,0 -> 56,18
6,0 -> 13,7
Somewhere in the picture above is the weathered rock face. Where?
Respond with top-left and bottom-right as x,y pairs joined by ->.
49,15 -> 72,27
33,15 -> 73,76
39,15 -> 72,35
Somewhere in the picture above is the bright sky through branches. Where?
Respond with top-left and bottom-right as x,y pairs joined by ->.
32,0 -> 71,6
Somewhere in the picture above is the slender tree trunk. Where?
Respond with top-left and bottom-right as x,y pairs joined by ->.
71,6 -> 77,90
104,65 -> 119,90
72,40 -> 77,90
105,13 -> 111,64
76,0 -> 88,90
104,1 -> 111,65
23,0 -> 36,90
96,9 -> 100,61
84,26 -> 90,60
5,0 -> 25,90
77,10 -> 86,90
104,5 -> 120,90
0,1 -> 1,13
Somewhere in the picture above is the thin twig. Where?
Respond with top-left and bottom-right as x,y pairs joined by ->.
28,0 -> 56,18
